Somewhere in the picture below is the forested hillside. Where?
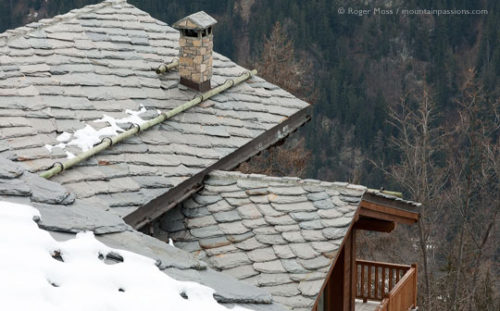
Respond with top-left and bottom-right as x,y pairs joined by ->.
0,0 -> 498,310
130,0 -> 499,187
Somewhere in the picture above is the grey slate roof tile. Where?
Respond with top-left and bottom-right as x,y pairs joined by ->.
0,157 -> 23,178
236,204 -> 262,219
272,244 -> 295,259
255,234 -> 286,245
254,273 -> 293,287
199,235 -> 231,249
227,231 -> 254,243
190,225 -> 223,238
289,243 -> 319,259
298,256 -> 331,270
282,231 -> 306,243
219,221 -> 250,235
311,241 -> 338,253
264,214 -> 295,225
242,218 -> 267,229
321,217 -> 352,228
204,244 -> 238,257
322,227 -> 348,239
214,210 -> 242,223
281,259 -> 309,274
187,215 -> 217,228
209,252 -> 251,270
298,280 -> 324,297
247,247 -> 276,262
0,178 -> 32,195
317,208 -> 343,218
298,219 -> 323,230
274,224 -> 300,232
263,283 -> 301,297
257,204 -> 284,216
253,226 -> 278,235
254,260 -> 286,273
269,194 -> 308,204
206,199 -> 234,212
301,230 -> 326,241
235,237 -> 265,251
225,264 -> 260,280
272,201 -> 316,212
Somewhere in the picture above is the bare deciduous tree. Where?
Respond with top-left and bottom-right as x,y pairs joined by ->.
256,22 -> 316,102
381,88 -> 448,310
443,70 -> 499,311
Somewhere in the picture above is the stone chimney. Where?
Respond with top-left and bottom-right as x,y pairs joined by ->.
173,11 -> 217,92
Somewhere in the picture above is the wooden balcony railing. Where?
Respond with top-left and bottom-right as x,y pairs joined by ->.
356,260 -> 417,311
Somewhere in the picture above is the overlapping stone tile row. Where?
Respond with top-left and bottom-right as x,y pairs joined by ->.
0,0 -> 309,217
160,170 -> 366,311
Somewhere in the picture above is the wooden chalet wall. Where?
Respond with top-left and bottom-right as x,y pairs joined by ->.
315,229 -> 357,311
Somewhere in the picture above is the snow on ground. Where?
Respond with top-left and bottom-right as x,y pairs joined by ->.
0,201 -> 246,311
45,106 -> 154,156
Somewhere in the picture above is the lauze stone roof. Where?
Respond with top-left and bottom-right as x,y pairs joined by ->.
0,156 -> 288,311
0,0 -> 309,218
160,171 -> 367,311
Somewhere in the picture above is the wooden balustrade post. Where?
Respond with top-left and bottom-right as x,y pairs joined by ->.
361,263 -> 366,302
389,268 -> 393,292
367,264 -> 372,300
412,264 -> 418,308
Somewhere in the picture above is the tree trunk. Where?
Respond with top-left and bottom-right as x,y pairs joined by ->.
418,219 -> 432,310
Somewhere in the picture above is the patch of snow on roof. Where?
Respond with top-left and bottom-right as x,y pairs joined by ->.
0,200 -> 246,311
65,151 -> 76,159
56,132 -> 72,143
45,106 -> 154,156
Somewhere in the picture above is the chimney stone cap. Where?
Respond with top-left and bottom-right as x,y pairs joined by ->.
173,11 -> 217,31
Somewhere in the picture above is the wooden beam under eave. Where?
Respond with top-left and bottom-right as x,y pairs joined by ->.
359,200 -> 419,225
354,217 -> 396,232
359,206 -> 415,225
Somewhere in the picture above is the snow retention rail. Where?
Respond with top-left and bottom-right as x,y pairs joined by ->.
39,69 -> 258,179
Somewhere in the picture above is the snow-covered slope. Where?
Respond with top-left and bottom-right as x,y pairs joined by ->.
0,200 -> 247,311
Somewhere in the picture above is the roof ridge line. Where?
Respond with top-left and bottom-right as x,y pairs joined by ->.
209,170 -> 368,192
208,171 -> 421,205
0,0 -> 127,45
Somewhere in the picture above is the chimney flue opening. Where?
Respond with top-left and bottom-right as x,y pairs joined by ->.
181,27 -> 212,38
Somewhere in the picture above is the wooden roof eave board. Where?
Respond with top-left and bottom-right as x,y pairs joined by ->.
359,194 -> 419,225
